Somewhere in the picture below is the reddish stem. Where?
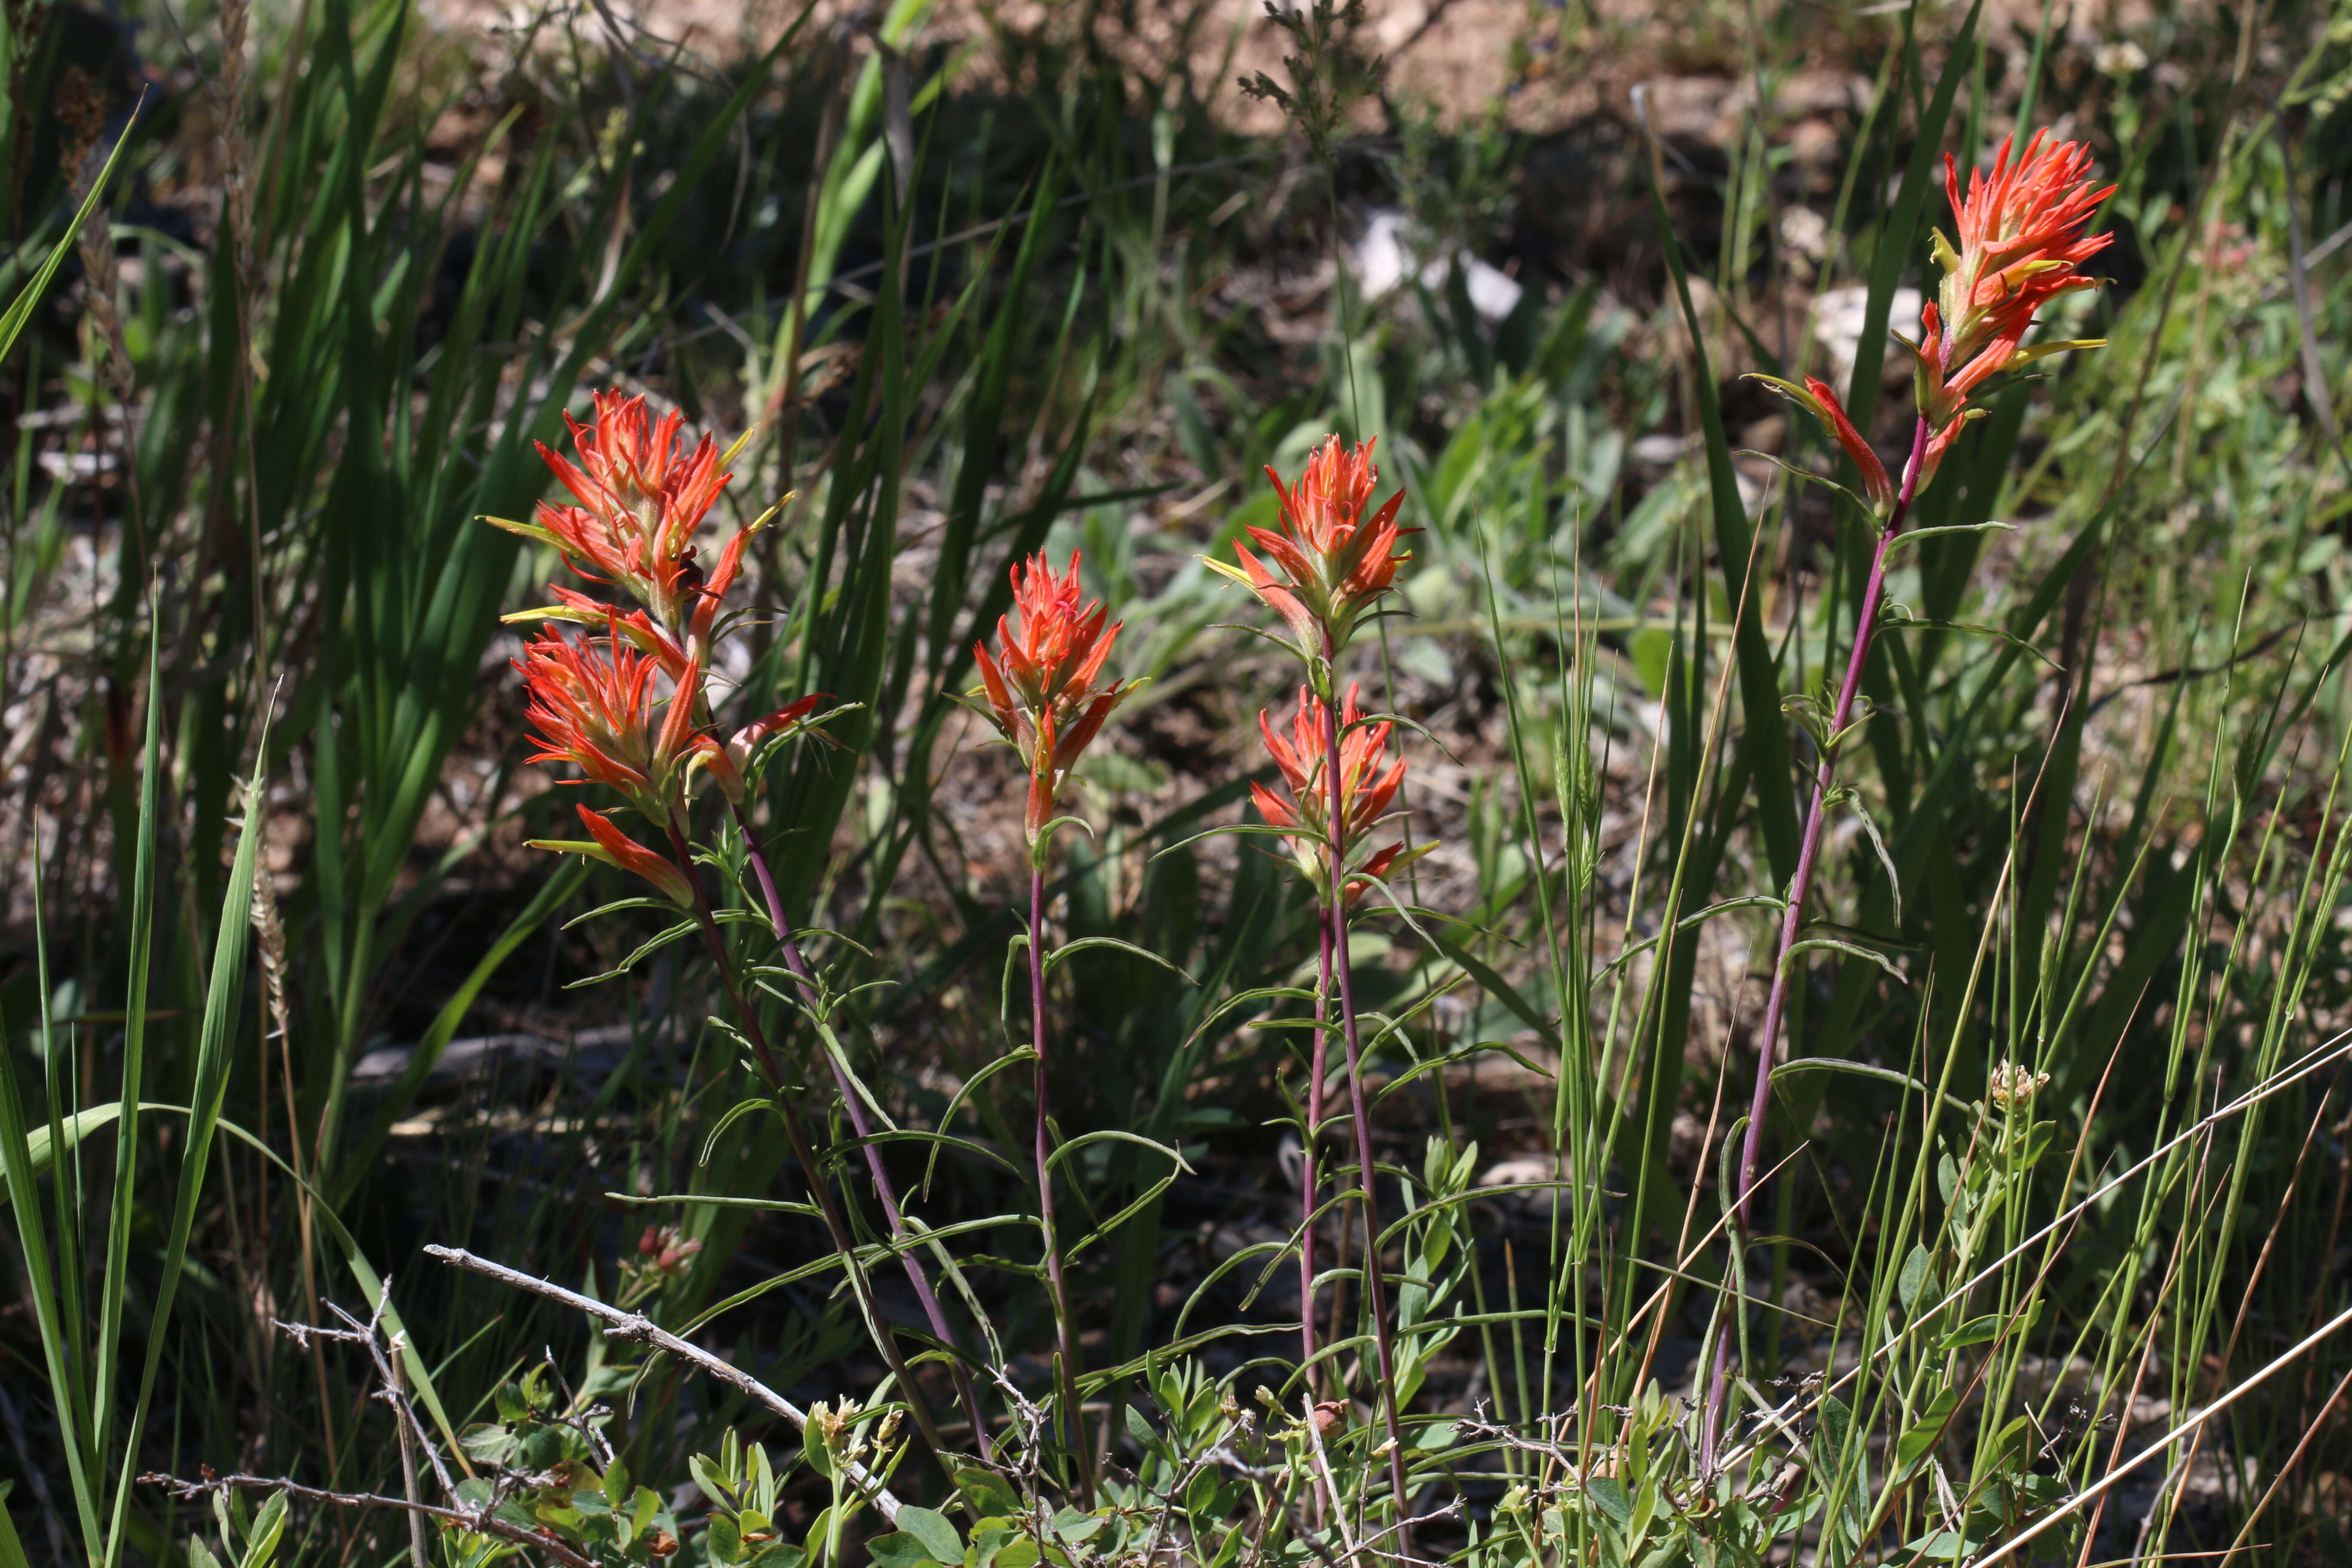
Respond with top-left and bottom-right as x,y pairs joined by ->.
1029,858 -> 1090,1499
1698,411 -> 1932,1472
1300,906 -> 1336,1525
1319,660 -> 1413,1550
1300,906 -> 1333,1393
726,799 -> 992,1458
660,817 -> 950,1462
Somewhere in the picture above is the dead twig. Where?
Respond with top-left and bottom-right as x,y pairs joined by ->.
423,1244 -> 906,1524
139,1471 -> 598,1568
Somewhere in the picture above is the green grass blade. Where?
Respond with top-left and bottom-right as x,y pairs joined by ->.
1642,124 -> 1799,886
0,1485 -> 28,1568
0,1022 -> 105,1557
29,829 -> 91,1503
101,709 -> 271,1565
90,608 -> 162,1471
0,104 -> 137,364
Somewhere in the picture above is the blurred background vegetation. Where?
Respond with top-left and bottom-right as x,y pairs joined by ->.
4,0 -> 2352,1560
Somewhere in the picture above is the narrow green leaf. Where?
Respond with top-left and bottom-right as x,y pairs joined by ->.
105,709 -> 272,1565
93,606 -> 164,1481
1043,935 -> 1197,983
1893,1387 -> 1960,1472
0,104 -> 139,364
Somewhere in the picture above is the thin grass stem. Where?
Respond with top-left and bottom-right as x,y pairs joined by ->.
662,817 -> 951,1465
1301,902 -> 1333,1396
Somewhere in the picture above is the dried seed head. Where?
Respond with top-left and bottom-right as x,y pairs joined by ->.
1989,1062 -> 2050,1109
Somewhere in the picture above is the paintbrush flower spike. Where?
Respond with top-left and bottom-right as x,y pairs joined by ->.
515,618 -> 705,820
1208,435 -> 1413,661
974,550 -> 1133,845
1252,683 -> 1429,908
494,392 -> 842,884
1750,130 -> 2111,511
1912,129 -> 2114,491
487,390 -> 758,637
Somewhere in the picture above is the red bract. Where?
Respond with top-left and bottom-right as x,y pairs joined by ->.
974,551 -> 1133,844
1914,131 -> 2114,490
527,803 -> 695,909
487,390 -> 747,634
1251,684 -> 1427,907
695,692 -> 829,805
1750,374 -> 1896,518
1209,435 -> 1413,656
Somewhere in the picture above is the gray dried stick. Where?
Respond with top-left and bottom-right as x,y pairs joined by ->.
422,1244 -> 907,1524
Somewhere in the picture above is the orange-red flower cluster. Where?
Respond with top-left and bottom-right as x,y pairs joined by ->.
517,617 -> 701,815
1753,131 -> 2112,512
1252,684 -> 1428,908
1914,130 -> 2113,489
974,551 -> 1132,845
1208,435 -> 1413,657
499,393 -> 827,904
489,390 -> 745,633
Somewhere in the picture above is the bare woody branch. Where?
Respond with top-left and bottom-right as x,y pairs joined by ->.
423,1244 -> 906,1525
138,1472 -> 599,1568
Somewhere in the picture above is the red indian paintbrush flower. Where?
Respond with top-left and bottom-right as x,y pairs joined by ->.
1252,683 -> 1429,908
973,550 -> 1133,845
498,394 -> 837,823
1208,435 -> 1413,657
517,613 -> 824,813
487,390 -> 759,636
515,617 -> 704,818
1753,130 -> 2112,509
1912,129 -> 2113,490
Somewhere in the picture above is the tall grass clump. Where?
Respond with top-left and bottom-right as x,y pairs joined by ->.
3,0 -> 2351,1564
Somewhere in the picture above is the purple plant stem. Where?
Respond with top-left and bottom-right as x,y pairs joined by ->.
1028,859 -> 1090,1498
660,818 -> 950,1462
726,801 -> 993,1459
1300,910 -> 1334,1394
1293,911 -> 1335,1527
1319,668 -> 1413,1551
1698,412 -> 1932,1472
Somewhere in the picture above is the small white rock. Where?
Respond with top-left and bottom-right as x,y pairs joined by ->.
1811,282 -> 1921,387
